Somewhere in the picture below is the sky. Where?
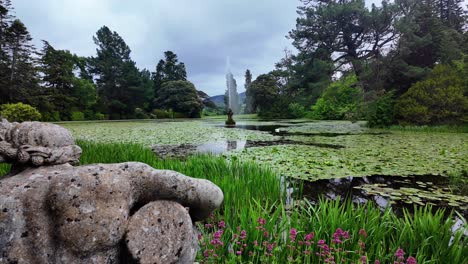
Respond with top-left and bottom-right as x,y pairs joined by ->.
14,0 -> 382,96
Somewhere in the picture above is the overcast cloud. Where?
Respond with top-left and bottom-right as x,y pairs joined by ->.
14,0 -> 381,96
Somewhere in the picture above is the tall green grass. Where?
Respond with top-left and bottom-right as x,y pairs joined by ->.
77,140 -> 282,222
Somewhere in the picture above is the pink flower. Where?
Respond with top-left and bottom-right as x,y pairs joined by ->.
253,240 -> 258,246
236,251 -> 242,255
374,260 -> 380,264
359,228 -> 368,238
289,228 -> 298,241
361,255 -> 367,264
267,243 -> 274,252
263,231 -> 269,238
240,230 -> 247,240
257,217 -> 266,225
406,256 -> 417,264
394,248 -> 405,260
218,221 -> 225,229
305,232 -> 315,241
213,230 -> 223,239
318,239 -> 325,245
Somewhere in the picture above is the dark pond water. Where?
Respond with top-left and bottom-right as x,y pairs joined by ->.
217,124 -> 289,132
296,175 -> 468,219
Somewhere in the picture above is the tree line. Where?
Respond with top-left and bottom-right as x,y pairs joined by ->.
0,0 -> 205,121
244,0 -> 467,126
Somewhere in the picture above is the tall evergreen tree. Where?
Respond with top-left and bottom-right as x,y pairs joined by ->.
289,0 -> 399,92
436,0 -> 467,33
1,19 -> 38,104
244,69 -> 255,113
0,0 -> 14,103
89,26 -> 145,119
152,51 -> 187,96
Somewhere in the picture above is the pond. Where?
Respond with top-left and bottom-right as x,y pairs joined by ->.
62,118 -> 468,216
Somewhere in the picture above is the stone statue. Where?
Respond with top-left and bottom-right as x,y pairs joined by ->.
0,119 -> 82,173
0,120 -> 223,264
225,108 -> 236,126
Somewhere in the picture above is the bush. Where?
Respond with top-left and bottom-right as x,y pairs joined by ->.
287,103 -> 306,118
0,103 -> 42,122
41,111 -> 61,122
366,92 -> 395,127
94,112 -> 106,120
71,111 -> 85,121
154,81 -> 203,118
310,74 -> 361,120
151,109 -> 173,119
134,108 -> 149,119
395,62 -> 468,125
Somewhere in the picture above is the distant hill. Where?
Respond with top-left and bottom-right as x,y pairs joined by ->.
209,92 -> 246,108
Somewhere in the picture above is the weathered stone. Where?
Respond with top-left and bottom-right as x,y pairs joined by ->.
126,201 -> 197,264
0,162 -> 223,263
0,119 -> 81,171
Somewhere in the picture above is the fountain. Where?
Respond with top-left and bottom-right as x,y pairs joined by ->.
225,57 -> 239,126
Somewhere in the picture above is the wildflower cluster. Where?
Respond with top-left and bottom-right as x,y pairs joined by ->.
197,216 -> 418,263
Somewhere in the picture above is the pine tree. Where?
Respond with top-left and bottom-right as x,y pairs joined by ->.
0,0 -> 14,103
244,69 -> 255,114
2,19 -> 38,103
437,0 -> 467,33
89,26 -> 145,119
289,0 -> 399,92
152,51 -> 187,98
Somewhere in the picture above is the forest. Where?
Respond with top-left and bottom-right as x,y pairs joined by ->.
0,0 -> 467,127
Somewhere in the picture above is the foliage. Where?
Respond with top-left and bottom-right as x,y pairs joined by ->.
395,62 -> 468,125
154,80 -> 203,118
309,74 -> 361,120
151,109 -> 173,119
89,26 -> 152,119
244,69 -> 255,114
134,108 -> 149,119
287,103 -> 305,118
249,73 -> 293,118
0,102 -> 41,122
290,0 -> 399,91
152,51 -> 187,96
366,91 -> 396,127
70,111 -> 85,121
0,16 -> 38,105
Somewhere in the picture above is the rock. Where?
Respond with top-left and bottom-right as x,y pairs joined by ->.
126,201 -> 197,264
0,162 -> 223,263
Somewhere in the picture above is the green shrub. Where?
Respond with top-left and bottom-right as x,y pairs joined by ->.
287,103 -> 306,118
94,112 -> 106,120
173,112 -> 188,118
151,109 -> 173,119
0,103 -> 42,122
395,62 -> 468,125
134,108 -> 149,119
71,111 -> 85,121
41,111 -> 61,122
366,92 -> 395,127
310,74 -> 361,120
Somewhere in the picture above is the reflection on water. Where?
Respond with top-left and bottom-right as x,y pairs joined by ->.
219,124 -> 289,132
196,140 -> 247,154
298,175 -> 468,219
